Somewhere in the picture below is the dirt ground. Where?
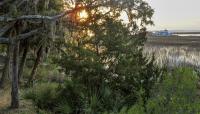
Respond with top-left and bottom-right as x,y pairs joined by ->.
0,89 -> 36,114
0,89 -> 10,110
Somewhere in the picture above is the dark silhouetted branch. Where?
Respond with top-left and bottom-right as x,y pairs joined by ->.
0,37 -> 9,44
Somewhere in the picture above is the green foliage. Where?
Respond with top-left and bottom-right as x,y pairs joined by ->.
23,83 -> 59,110
114,67 -> 200,114
35,64 -> 61,82
1,0 -> 200,114
0,0 -> 156,112
54,103 -> 72,114
50,17 -> 163,113
22,61 -> 64,83
145,67 -> 200,114
0,0 -> 157,112
0,45 -> 6,53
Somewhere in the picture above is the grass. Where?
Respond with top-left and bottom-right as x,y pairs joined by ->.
144,36 -> 200,68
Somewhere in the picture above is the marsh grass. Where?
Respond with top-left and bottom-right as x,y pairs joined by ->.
145,36 -> 200,69
144,46 -> 200,69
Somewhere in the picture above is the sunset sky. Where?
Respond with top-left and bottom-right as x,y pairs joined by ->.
146,0 -> 200,31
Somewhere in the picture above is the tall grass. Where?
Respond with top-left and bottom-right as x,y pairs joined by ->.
144,46 -> 200,69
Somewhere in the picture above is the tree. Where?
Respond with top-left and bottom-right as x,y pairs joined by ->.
0,0 -> 65,108
50,1 -> 158,113
0,0 -> 155,109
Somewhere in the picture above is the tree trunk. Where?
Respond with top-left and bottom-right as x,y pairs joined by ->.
18,44 -> 29,83
11,41 -> 19,108
28,46 -> 43,85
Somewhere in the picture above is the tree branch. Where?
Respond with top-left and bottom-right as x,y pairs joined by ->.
0,10 -> 74,22
0,28 -> 41,44
0,37 -> 9,44
0,22 -> 16,37
0,3 -> 104,22
16,28 -> 41,41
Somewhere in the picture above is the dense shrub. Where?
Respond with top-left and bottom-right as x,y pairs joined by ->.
23,83 -> 59,110
22,62 -> 64,84
146,67 -> 200,114
115,67 -> 200,114
24,67 -> 200,114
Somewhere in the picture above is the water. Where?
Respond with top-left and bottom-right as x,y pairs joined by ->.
144,46 -> 200,69
173,34 -> 200,37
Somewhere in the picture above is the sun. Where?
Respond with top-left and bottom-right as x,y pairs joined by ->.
77,9 -> 89,22
67,3 -> 89,23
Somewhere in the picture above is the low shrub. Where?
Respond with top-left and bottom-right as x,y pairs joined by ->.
23,83 -> 59,110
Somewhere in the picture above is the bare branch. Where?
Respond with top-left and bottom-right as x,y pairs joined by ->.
0,22 -> 16,37
16,28 -> 41,41
0,3 -> 104,22
0,28 -> 41,44
0,37 -> 9,44
0,10 -> 74,22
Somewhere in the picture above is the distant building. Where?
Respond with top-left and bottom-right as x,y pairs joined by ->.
153,29 -> 172,37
